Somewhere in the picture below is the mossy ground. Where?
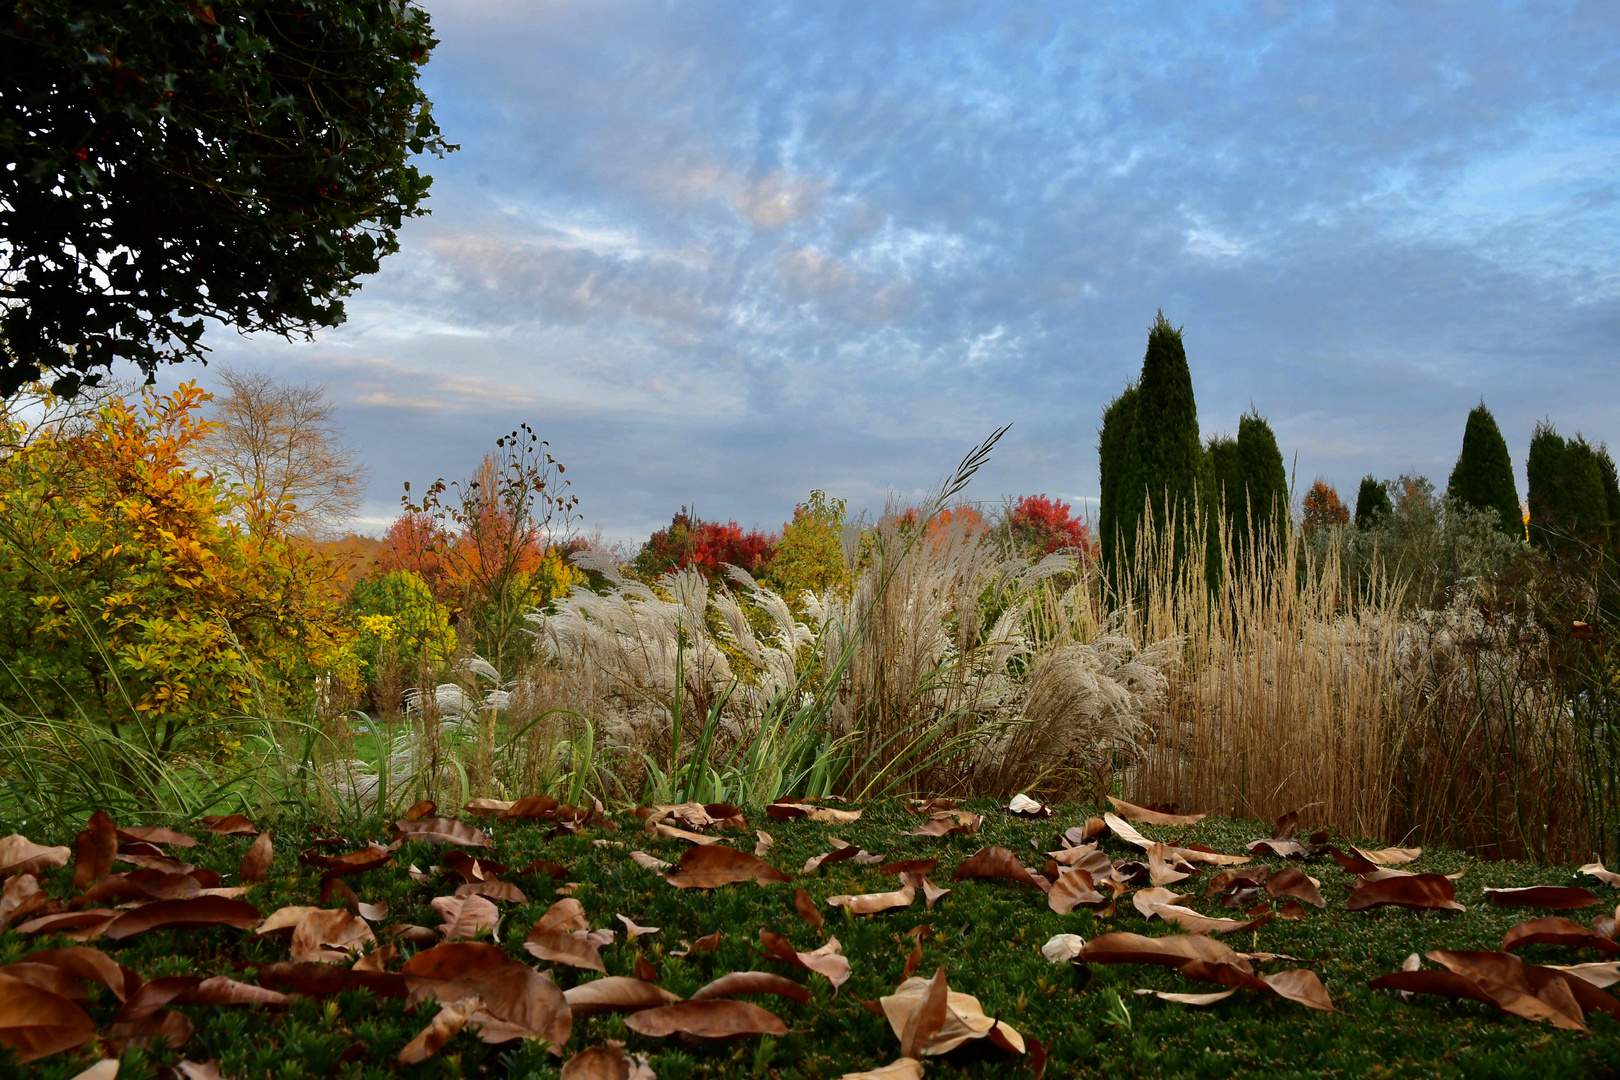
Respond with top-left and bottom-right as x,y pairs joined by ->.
8,801 -> 1620,1079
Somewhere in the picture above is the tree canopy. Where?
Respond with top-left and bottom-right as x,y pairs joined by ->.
1,0 -> 450,397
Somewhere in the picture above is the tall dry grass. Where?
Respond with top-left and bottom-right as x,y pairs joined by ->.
1122,503 -> 1591,859
1123,506 -> 1406,837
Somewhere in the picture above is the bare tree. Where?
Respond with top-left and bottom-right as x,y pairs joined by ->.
198,367 -> 366,539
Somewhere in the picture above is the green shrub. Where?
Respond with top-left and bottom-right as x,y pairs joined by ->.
1528,422 -> 1612,558
351,570 -> 457,686
1096,381 -> 1138,584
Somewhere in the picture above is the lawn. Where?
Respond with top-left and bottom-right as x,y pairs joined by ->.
6,799 -> 1620,1079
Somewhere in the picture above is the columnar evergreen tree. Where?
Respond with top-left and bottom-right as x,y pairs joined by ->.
1123,311 -> 1202,558
1096,382 -> 1138,579
1236,410 -> 1289,545
1527,422 -> 1610,557
1355,475 -> 1392,529
1446,403 -> 1522,538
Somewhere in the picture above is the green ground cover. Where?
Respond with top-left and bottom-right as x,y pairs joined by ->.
7,801 -> 1620,1079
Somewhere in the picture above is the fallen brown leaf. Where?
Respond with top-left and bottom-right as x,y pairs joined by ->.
253,962 -> 407,998
0,835 -> 71,877
951,846 -> 1043,889
759,930 -> 851,992
1081,932 -> 1252,972
1579,862 -> 1620,887
1050,869 -> 1107,914
560,1041 -> 656,1080
1266,867 -> 1326,908
626,999 -> 787,1038
0,971 -> 96,1063
1007,794 -> 1052,818
105,897 -> 262,940
1134,987 -> 1237,1006
794,888 -> 825,932
398,995 -> 480,1064
404,800 -> 438,821
691,970 -> 812,1004
755,831 -> 774,858
838,1058 -> 924,1080
1107,797 -> 1207,826
434,894 -> 502,941
71,811 -> 117,892
1485,886 -> 1601,909
1503,916 -> 1620,954
115,976 -> 286,1022
881,967 -> 1026,1056
455,881 -> 528,905
290,909 -> 375,963
239,832 -> 273,884
662,845 -> 792,889
564,976 -> 682,1015
1345,874 -> 1466,913
298,843 -> 393,878
902,811 -> 982,837
1352,845 -> 1421,866
671,932 -> 722,957
391,818 -> 491,848
107,1007 -> 193,1049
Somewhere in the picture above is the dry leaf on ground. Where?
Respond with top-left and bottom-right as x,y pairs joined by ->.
1580,863 -> 1620,887
0,835 -> 71,877
72,811 -> 116,891
1101,813 -> 1155,850
392,818 -> 491,848
104,897 -> 262,940
1345,874 -> 1466,913
564,976 -> 682,1016
1007,794 -> 1052,818
239,832 -> 273,884
0,970 -> 96,1063
755,831 -> 774,858
1049,869 -> 1107,914
759,931 -> 850,992
661,845 -> 792,889
625,1000 -> 788,1038
290,909 -> 375,963
690,971 -> 811,1004
433,894 -> 502,942
1503,917 -> 1620,954
1266,867 -> 1326,908
1134,987 -> 1237,1006
880,967 -> 1025,1057
1041,934 -> 1086,963
1371,950 -> 1604,1030
1353,845 -> 1421,866
398,995 -> 480,1064
1106,797 -> 1207,826
794,888 -> 824,932
560,1041 -> 656,1080
828,884 -> 915,915
951,847 -> 1044,889
617,914 -> 659,937
201,815 -> 257,835
1484,886 -> 1601,909
902,811 -> 982,838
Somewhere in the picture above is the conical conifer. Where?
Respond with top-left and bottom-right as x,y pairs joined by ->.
1123,311 -> 1202,557
1446,403 -> 1521,538
1236,410 -> 1289,547
1097,382 -> 1138,581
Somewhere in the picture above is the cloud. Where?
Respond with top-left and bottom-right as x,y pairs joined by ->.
181,0 -> 1620,542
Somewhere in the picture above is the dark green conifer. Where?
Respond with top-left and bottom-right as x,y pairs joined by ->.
1236,410 -> 1289,547
1123,311 -> 1202,555
1354,476 -> 1392,529
1446,402 -> 1521,538
1527,422 -> 1609,556
1097,382 -> 1138,580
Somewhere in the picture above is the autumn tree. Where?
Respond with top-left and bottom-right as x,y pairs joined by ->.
196,368 -> 365,540
401,426 -> 579,676
766,490 -> 848,600
0,384 -> 356,746
1301,481 -> 1350,537
1446,402 -> 1521,539
1003,493 -> 1091,558
632,509 -> 778,583
1,0 -> 450,397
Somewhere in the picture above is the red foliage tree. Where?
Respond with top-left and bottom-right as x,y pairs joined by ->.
632,508 -> 777,582
1006,494 -> 1091,557
1301,480 -> 1350,537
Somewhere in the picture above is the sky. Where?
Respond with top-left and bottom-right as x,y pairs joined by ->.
176,0 -> 1620,541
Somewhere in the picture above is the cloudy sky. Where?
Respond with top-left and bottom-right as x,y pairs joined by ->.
187,0 -> 1620,541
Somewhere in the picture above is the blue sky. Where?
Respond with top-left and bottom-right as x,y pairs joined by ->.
191,0 -> 1620,540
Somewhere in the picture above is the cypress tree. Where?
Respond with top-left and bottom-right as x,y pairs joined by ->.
1204,435 -> 1240,585
1124,311 -> 1202,556
1236,410 -> 1289,547
1445,402 -> 1521,538
1527,422 -> 1609,556
1354,475 -> 1392,529
1097,382 -> 1139,581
